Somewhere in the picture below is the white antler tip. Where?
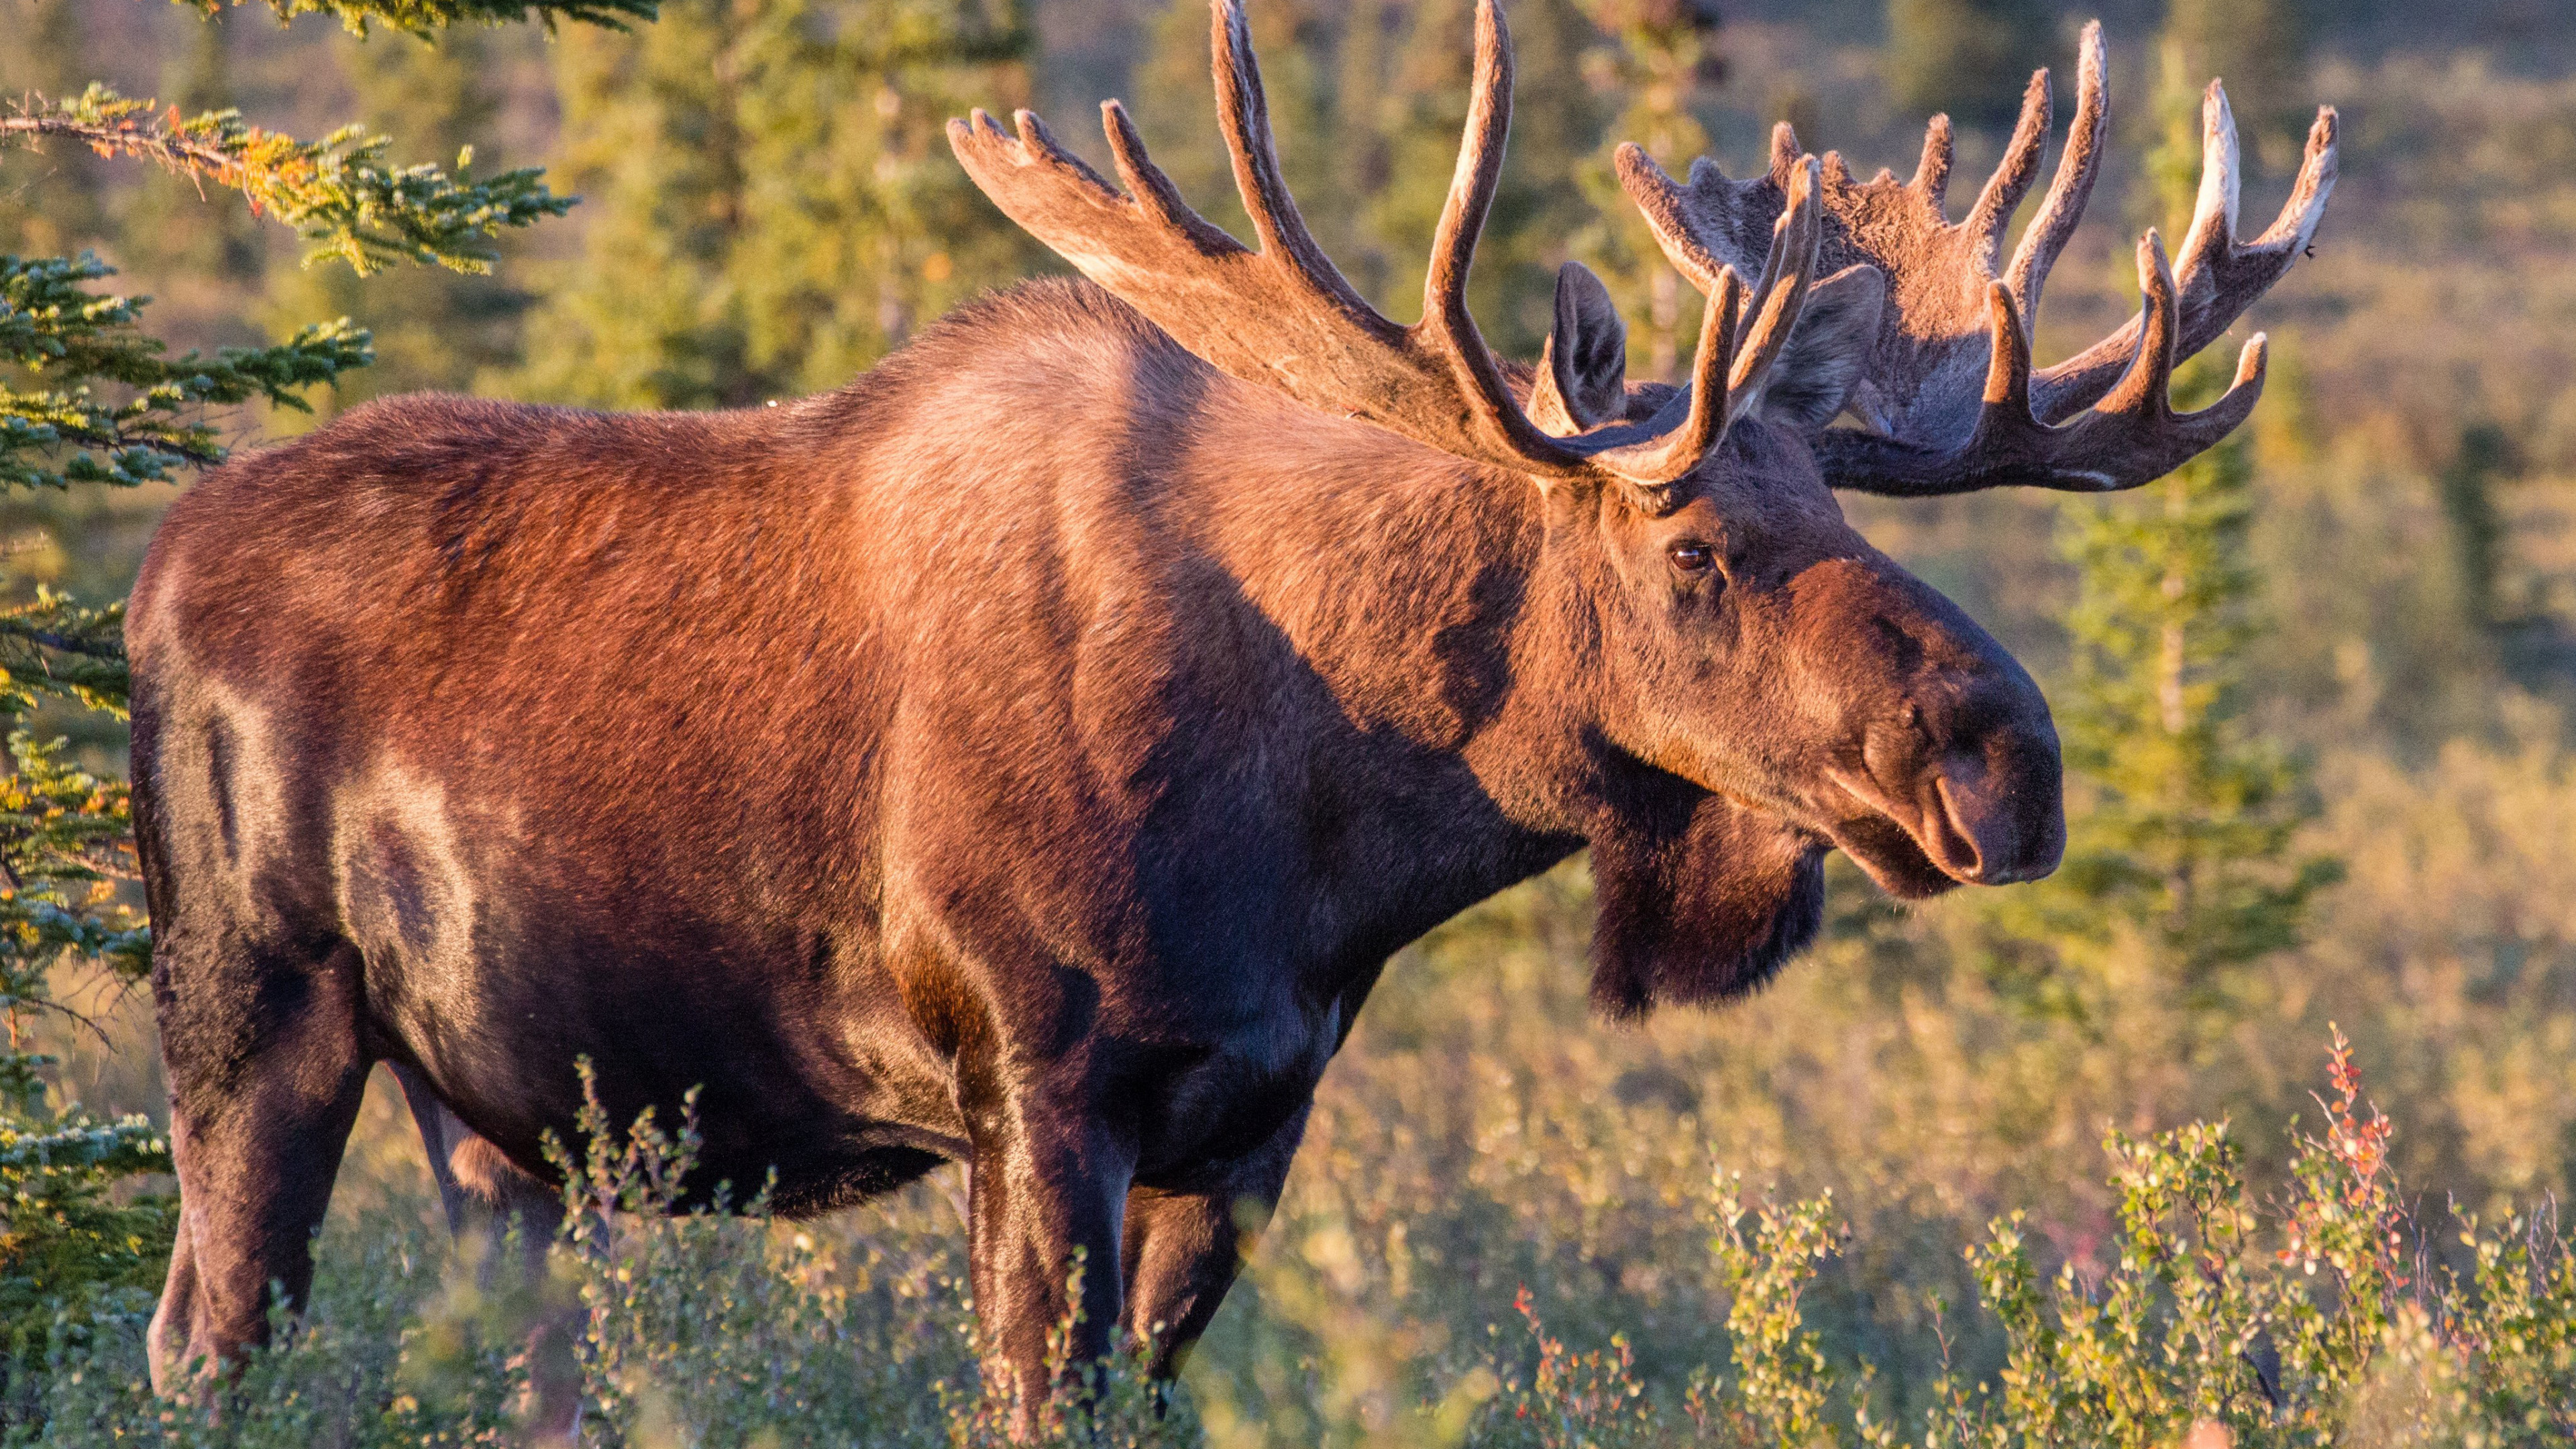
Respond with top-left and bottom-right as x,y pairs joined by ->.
2136,228 -> 2180,292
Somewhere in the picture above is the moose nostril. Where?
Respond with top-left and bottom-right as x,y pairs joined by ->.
1929,773 -> 1993,880
1933,744 -> 2063,884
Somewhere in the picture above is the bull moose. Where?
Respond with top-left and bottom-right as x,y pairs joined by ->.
129,0 -> 2335,1423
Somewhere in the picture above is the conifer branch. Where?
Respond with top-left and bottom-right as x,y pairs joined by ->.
176,0 -> 659,36
0,87 -> 574,275
0,256 -> 373,492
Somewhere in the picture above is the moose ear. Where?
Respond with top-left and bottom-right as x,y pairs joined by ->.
1754,264 -> 1888,435
1587,788 -> 1827,1022
1531,262 -> 1628,435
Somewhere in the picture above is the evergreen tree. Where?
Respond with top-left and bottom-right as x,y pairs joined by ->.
1976,35 -> 2339,1023
268,24 -> 541,407
1884,0 -> 2053,131
2163,0 -> 2312,162
0,0 -> 109,258
2438,421 -> 2518,637
0,0 -> 590,1397
1572,0 -> 1719,382
509,0 -> 1041,409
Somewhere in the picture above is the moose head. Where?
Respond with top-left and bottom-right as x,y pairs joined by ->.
952,0 -> 2335,1016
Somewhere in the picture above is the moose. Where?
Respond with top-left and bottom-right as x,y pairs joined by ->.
129,0 -> 2334,1425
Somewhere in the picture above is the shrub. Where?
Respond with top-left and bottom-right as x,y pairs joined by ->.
8,1032 -> 2567,1446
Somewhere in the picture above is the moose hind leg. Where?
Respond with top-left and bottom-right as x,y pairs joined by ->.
150,937 -> 370,1393
390,1064 -> 563,1267
390,1064 -> 580,1441
1120,1104 -> 1309,1378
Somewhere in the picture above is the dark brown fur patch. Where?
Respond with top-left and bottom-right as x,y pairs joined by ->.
1587,791 -> 1827,1020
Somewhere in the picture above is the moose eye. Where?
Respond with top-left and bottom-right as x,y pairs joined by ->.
1668,541 -> 1717,577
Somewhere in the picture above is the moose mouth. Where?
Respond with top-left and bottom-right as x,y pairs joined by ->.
1817,765 -> 2058,899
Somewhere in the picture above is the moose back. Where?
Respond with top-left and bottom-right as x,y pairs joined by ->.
129,0 -> 2334,1417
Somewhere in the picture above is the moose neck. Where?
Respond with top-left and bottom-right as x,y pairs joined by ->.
1169,372 -> 1611,955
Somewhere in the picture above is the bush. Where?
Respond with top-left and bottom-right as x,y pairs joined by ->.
5,1033 -> 2567,1446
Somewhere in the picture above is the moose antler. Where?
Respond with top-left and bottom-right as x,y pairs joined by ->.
947,0 -> 1823,494
1615,22 -> 2337,495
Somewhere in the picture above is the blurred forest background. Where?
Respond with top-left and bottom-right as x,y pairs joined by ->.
6,0 -> 2576,1441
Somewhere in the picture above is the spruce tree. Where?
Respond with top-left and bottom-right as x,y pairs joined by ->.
2162,0 -> 2312,162
0,0 -> 595,1393
1884,0 -> 2053,131
0,0 -> 108,258
268,24 -> 541,406
1572,0 -> 1719,382
1976,38 -> 2339,1021
510,0 -> 1041,409
2439,421 -> 2519,637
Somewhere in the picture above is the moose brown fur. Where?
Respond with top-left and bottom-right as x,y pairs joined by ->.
129,0 -> 2332,1424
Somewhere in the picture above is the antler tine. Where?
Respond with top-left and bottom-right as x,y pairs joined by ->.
955,0 -> 1616,484
1099,102 -> 1240,252
1208,0 -> 1382,324
2176,81 -> 2244,293
1727,156 -> 1826,409
2031,75 -> 2336,423
1911,115 -> 1954,209
2099,229 -> 2184,420
1964,68 -> 2051,261
2082,231 -> 2271,470
1418,0 -> 1554,460
1741,19 -> 2316,497
1597,155 -> 1823,485
2002,20 -> 2107,319
2255,105 -> 2339,254
1595,270 -> 1746,485
1613,146 -> 1731,296
1768,122 -> 1802,185
1821,230 -> 2270,496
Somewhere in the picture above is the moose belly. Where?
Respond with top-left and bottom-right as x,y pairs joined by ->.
345,875 -> 967,1216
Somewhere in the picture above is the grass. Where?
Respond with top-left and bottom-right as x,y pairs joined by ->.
14,875 -> 2575,1447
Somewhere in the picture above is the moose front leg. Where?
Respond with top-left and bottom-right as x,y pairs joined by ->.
1119,1102 -> 1310,1377
963,1085 -> 1137,1430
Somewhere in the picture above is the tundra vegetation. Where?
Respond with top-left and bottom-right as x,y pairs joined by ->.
1,0 -> 2573,1444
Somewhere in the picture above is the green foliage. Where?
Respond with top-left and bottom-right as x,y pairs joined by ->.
264,25 -> 545,405
1883,0 -> 2053,130
13,1082 -> 1193,1444
1657,1036 -> 2576,1448
0,718 -> 166,1408
2,254 -> 370,490
2159,0 -> 2311,158
11,1036 -> 2571,1446
1968,34 -> 2340,1024
2017,424 -> 2341,1002
510,0 -> 1041,408
178,0 -> 660,34
2439,422 -> 2519,633
0,88 -> 572,276
1705,1182 -> 1842,1447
